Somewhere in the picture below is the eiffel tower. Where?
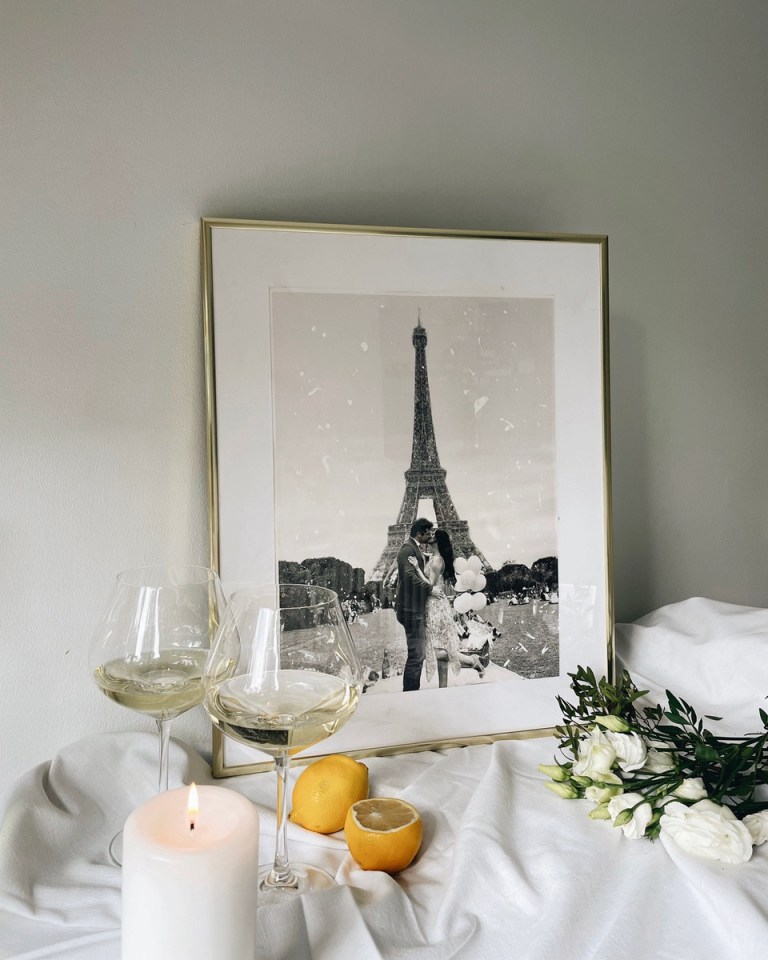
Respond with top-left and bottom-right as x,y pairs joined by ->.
371,313 -> 491,580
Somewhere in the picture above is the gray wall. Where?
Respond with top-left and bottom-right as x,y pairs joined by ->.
2,0 -> 767,784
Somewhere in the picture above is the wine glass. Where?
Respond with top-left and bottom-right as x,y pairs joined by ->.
204,583 -> 363,900
89,565 -> 225,864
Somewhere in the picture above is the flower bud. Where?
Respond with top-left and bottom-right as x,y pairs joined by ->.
613,808 -> 633,827
537,763 -> 571,782
594,771 -> 623,786
585,784 -> 623,803
588,803 -> 612,820
641,748 -> 676,774
571,775 -> 593,787
593,715 -> 630,733
544,781 -> 579,799
672,778 -> 708,802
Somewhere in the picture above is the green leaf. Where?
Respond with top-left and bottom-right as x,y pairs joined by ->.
665,712 -> 687,726
694,742 -> 720,763
666,691 -> 683,713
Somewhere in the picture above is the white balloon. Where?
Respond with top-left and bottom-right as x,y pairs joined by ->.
474,573 -> 487,592
458,570 -> 476,591
467,555 -> 482,573
454,557 -> 468,575
453,593 -> 472,614
463,572 -> 480,592
470,592 -> 488,611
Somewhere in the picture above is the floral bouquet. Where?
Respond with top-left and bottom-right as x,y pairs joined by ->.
540,666 -> 768,863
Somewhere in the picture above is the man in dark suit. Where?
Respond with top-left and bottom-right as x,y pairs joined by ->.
395,518 -> 444,692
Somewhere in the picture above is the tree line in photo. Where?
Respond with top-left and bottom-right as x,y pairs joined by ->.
278,554 -> 559,615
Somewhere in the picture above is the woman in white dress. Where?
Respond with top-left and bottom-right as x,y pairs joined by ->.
408,528 -> 485,687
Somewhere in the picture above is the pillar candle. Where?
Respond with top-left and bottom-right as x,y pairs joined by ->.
122,785 -> 259,960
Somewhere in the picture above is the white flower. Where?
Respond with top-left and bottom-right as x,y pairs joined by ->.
572,728 -> 617,780
743,810 -> 768,846
641,748 -> 676,774
660,799 -> 753,864
585,784 -> 623,804
606,732 -> 648,772
607,792 -> 654,839
672,778 -> 708,801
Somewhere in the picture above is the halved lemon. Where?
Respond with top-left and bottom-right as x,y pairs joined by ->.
344,797 -> 423,873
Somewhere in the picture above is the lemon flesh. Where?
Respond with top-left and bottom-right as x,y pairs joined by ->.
344,797 -> 423,873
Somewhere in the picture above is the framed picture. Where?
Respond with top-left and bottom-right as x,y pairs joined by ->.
202,219 -> 612,776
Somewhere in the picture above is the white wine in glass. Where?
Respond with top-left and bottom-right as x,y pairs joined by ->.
89,565 -> 225,864
204,584 -> 363,900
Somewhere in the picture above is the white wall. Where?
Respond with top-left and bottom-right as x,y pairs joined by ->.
2,0 -> 767,786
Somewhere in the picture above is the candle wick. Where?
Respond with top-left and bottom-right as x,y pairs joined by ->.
190,820 -> 195,831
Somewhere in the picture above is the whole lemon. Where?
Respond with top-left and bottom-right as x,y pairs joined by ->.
344,797 -> 423,873
289,754 -> 369,834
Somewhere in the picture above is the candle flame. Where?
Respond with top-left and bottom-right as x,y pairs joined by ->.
187,782 -> 199,830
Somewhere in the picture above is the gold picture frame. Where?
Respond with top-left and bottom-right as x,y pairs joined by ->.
202,219 -> 613,776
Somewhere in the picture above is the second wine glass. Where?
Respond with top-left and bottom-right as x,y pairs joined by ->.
204,583 -> 363,900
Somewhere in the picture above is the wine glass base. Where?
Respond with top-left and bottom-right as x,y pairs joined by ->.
258,862 -> 336,903
108,829 -> 123,867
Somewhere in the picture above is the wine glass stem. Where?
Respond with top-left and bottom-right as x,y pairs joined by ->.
267,751 -> 297,887
156,718 -> 172,793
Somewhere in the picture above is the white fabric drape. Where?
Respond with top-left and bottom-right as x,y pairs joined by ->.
2,598 -> 768,959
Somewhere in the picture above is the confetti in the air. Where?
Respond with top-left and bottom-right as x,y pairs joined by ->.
474,396 -> 489,415
307,387 -> 323,396
361,342 -> 368,352
321,456 -> 331,475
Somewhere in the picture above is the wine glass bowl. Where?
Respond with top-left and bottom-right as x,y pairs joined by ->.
204,583 -> 363,898
89,565 -> 225,863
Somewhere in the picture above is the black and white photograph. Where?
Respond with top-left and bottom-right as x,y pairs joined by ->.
203,220 -> 610,774
271,291 -> 560,695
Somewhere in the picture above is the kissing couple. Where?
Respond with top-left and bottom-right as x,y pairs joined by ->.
394,518 -> 486,691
